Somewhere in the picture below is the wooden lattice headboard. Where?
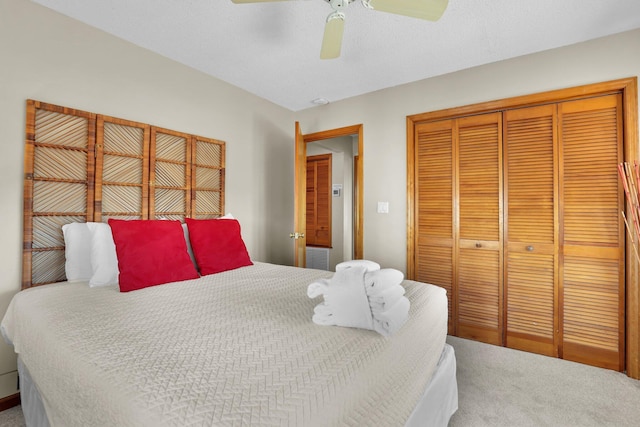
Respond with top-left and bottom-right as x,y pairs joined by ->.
23,100 -> 226,288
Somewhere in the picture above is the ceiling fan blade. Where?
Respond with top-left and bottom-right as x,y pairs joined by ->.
231,0 -> 296,3
320,13 -> 345,60
367,0 -> 448,21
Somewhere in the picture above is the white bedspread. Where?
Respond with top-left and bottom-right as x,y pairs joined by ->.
2,263 -> 448,427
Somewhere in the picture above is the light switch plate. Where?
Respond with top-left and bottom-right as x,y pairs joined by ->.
377,201 -> 389,214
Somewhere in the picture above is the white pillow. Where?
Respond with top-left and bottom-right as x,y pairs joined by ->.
62,223 -> 93,282
182,223 -> 197,270
86,222 -> 119,287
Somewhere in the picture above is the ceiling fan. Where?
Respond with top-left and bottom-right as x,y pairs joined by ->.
231,0 -> 449,59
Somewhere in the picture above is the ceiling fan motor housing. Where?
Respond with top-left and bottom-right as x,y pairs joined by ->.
325,0 -> 353,11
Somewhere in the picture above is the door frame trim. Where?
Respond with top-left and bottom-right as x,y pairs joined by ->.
406,77 -> 638,378
303,124 -> 364,260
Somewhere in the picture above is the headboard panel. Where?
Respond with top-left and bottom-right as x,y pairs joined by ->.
23,100 -> 95,288
23,100 -> 226,289
95,115 -> 149,221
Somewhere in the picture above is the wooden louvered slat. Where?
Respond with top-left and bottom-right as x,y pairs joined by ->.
154,189 -> 187,214
305,154 -> 332,247
34,147 -> 88,181
24,100 -> 95,288
563,255 -> 621,369
35,108 -> 90,148
155,162 -> 186,188
506,251 -> 556,355
306,160 -> 317,245
103,121 -> 144,156
504,104 -> 557,356
415,120 -> 455,334
457,248 -> 500,342
155,132 -> 188,162
102,155 -> 143,183
95,116 -> 149,221
416,245 -> 454,333
560,94 -> 624,371
32,251 -> 66,284
417,123 -> 453,239
456,113 -> 502,345
192,136 -> 225,218
102,186 -> 143,215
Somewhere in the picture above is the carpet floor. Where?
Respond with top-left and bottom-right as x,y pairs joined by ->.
447,335 -> 640,426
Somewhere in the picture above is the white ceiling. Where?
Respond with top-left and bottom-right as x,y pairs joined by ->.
30,0 -> 640,111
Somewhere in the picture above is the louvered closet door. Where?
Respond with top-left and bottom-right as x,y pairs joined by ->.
306,160 -> 318,245
456,113 -> 502,345
95,116 -> 150,221
314,156 -> 331,246
559,94 -> 624,371
306,154 -> 332,247
415,120 -> 455,334
504,105 -> 558,356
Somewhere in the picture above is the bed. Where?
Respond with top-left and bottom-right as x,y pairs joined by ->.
2,260 -> 457,426
9,101 -> 457,426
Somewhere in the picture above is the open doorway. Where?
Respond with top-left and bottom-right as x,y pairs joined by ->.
306,136 -> 357,270
297,124 -> 363,269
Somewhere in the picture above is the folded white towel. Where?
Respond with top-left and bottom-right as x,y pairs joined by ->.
365,268 -> 409,336
368,284 -> 406,313
372,296 -> 411,337
364,268 -> 404,296
307,278 -> 331,299
307,266 -> 373,331
336,259 -> 380,272
308,260 -> 410,337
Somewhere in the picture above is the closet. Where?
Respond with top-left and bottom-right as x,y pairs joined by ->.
408,80 -> 634,372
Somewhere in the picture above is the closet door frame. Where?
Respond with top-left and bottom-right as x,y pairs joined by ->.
407,77 -> 639,379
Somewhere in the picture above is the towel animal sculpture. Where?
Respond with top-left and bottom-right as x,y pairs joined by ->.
307,260 -> 410,336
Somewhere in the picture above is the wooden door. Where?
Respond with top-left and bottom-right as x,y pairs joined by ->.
559,94 -> 624,371
306,154 -> 332,247
456,113 -> 503,345
504,104 -> 558,356
408,78 -> 637,377
293,122 -> 307,267
415,119 -> 455,334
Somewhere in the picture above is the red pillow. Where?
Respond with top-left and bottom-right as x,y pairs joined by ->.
185,218 -> 253,275
108,219 -> 199,292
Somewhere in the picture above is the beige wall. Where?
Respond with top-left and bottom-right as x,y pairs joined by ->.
1,0 -> 639,400
0,0 -> 295,397
297,28 -> 640,274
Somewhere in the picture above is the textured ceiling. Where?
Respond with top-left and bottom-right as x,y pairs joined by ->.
30,0 -> 640,111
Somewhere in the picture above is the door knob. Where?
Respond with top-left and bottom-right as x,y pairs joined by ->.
289,232 -> 305,239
